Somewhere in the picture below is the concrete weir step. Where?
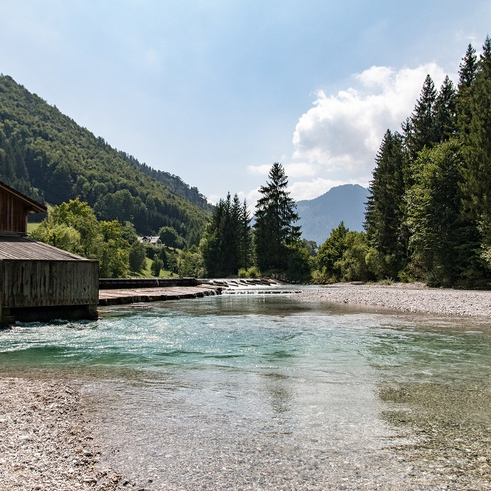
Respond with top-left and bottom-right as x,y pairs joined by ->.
222,289 -> 302,295
98,278 -> 222,306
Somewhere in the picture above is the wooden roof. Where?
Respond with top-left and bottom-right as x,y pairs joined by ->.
0,180 -> 47,214
0,236 -> 93,262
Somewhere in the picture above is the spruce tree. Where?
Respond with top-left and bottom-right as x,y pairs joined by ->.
404,74 -> 438,161
254,163 -> 301,274
201,193 -> 252,277
460,36 -> 491,269
236,197 -> 252,271
434,76 -> 457,143
456,43 -> 478,138
405,141 -> 472,285
365,130 -> 407,278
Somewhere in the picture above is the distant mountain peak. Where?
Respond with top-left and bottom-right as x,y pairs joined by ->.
297,184 -> 368,246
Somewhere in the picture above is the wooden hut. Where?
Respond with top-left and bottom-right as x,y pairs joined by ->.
0,181 -> 98,327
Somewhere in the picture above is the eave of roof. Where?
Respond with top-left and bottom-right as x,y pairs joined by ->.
0,237 -> 95,262
0,180 -> 47,214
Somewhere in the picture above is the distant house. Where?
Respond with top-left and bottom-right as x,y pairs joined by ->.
0,180 -> 99,327
139,236 -> 162,247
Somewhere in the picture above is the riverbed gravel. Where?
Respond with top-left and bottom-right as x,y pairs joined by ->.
0,377 -> 121,490
298,282 -> 491,317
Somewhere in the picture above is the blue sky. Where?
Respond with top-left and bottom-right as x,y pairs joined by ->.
0,1 -> 490,204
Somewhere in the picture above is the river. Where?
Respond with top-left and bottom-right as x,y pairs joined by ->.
1,291 -> 490,489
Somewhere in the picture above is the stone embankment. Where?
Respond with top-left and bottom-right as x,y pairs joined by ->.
298,282 -> 491,317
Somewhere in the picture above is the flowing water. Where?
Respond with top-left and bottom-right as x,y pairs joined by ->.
1,292 -> 491,489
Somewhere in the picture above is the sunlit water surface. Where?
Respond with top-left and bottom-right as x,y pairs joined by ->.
1,293 -> 491,489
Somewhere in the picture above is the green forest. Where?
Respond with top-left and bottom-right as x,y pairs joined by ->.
0,74 -> 212,246
363,37 -> 491,287
2,36 -> 491,284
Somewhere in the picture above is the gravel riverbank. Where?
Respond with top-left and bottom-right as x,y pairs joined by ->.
298,282 -> 491,317
0,377 -> 121,490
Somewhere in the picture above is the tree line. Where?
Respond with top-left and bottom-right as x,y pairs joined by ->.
198,36 -> 491,287
200,163 -> 311,282
363,36 -> 491,286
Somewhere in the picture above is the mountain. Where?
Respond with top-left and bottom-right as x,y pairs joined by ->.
0,75 -> 212,244
297,184 -> 368,246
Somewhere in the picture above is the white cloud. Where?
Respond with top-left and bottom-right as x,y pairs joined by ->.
245,63 -> 450,203
247,164 -> 271,175
284,162 -> 317,178
291,63 -> 447,180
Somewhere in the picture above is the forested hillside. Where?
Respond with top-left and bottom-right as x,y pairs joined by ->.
0,75 -> 212,244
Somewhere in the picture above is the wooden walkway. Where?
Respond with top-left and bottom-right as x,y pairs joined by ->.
98,284 -> 222,306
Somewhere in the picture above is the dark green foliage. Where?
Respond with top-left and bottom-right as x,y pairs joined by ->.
403,74 -> 439,161
0,75 -> 211,243
179,247 -> 205,278
151,257 -> 164,277
458,37 -> 491,274
254,163 -> 301,275
158,226 -> 185,249
434,76 -> 457,143
129,241 -> 147,273
456,44 -> 478,138
461,38 -> 491,221
201,163 -> 309,281
405,141 -> 480,286
365,130 -> 408,278
201,193 -> 251,277
317,223 -> 371,282
301,239 -> 318,257
317,221 -> 350,281
285,243 -> 312,283
362,36 -> 491,286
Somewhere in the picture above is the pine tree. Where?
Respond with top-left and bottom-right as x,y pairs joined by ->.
404,74 -> 438,161
456,43 -> 478,138
405,141 -> 475,285
365,130 -> 408,278
317,221 -> 349,281
200,193 -> 252,277
460,36 -> 491,269
254,163 -> 301,274
236,197 -> 252,271
434,76 -> 457,143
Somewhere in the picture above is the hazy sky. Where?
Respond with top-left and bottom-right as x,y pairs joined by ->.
0,1 -> 489,204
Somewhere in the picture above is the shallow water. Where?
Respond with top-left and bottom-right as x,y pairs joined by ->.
1,293 -> 491,489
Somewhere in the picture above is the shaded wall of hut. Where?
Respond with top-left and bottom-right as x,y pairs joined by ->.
0,260 -> 99,325
0,189 -> 31,235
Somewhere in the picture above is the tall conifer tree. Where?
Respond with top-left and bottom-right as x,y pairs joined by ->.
434,76 -> 457,142
460,36 -> 491,269
404,75 -> 438,161
456,44 -> 478,138
254,163 -> 300,273
365,130 -> 407,278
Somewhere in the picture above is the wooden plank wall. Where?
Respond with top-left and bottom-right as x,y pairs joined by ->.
0,189 -> 28,234
0,260 -> 99,308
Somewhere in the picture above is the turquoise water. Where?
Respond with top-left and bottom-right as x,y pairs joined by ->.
1,293 -> 491,489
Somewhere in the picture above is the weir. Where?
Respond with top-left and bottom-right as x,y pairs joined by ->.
98,278 -> 222,306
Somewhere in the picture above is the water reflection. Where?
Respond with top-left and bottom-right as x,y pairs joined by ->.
1,295 -> 491,488
367,318 -> 491,489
